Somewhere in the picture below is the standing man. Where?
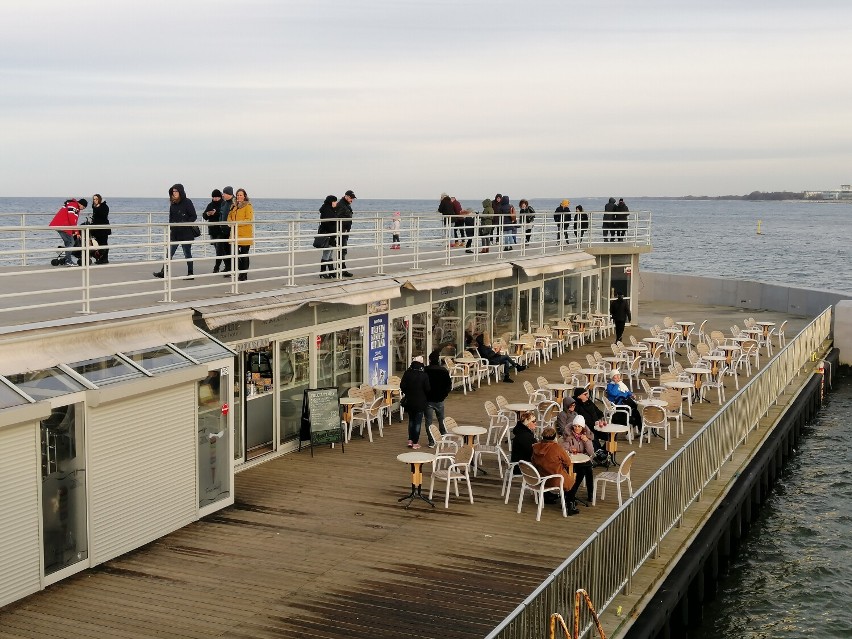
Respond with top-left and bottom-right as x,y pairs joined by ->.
154,184 -> 196,280
218,186 -> 235,275
603,197 -> 617,242
337,189 -> 356,278
400,355 -> 431,449
438,193 -> 455,247
49,198 -> 86,266
609,292 -> 631,344
615,198 -> 629,241
450,195 -> 465,246
424,351 -> 452,448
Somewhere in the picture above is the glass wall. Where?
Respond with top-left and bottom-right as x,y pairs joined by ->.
280,336 -> 310,442
431,299 -> 460,355
317,326 -> 364,394
563,275 -> 580,318
543,278 -> 561,325
493,287 -> 516,341
40,403 -> 88,576
197,369 -> 231,508
243,347 -> 275,460
391,317 -> 409,376
610,255 -> 631,299
531,286 -> 541,330
463,292 -> 491,348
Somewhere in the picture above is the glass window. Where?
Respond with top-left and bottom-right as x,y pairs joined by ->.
431,299 -> 460,356
123,345 -> 193,373
67,356 -> 145,386
41,404 -> 88,576
493,287 -> 516,340
563,275 -> 580,317
610,265 -> 631,299
463,293 -> 490,348
171,336 -> 234,363
391,317 -> 409,376
317,326 -> 363,395
5,368 -> 85,401
198,370 -> 231,508
280,336 -> 310,443
543,278 -> 561,325
0,379 -> 30,409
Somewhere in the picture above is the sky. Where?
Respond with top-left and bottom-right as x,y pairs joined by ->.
2,0 -> 851,199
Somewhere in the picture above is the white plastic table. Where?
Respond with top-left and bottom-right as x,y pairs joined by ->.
397,451 -> 436,509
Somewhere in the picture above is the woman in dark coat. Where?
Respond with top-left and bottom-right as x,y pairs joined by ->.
400,356 -> 431,448
90,194 -> 111,264
573,204 -> 589,239
154,183 -> 197,279
317,195 -> 338,278
510,410 -> 537,473
203,189 -> 227,273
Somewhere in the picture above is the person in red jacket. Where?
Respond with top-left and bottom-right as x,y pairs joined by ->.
49,198 -> 87,266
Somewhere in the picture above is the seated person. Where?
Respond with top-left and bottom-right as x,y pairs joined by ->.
531,425 -> 581,515
510,410 -> 537,474
560,415 -> 597,503
605,370 -> 642,433
476,332 -> 527,383
572,386 -> 608,445
554,395 -> 577,435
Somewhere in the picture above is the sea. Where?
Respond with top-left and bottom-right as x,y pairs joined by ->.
2,196 -> 851,635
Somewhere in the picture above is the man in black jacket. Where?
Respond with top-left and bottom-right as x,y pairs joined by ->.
424,351 -> 452,447
609,292 -> 632,344
336,190 -> 356,277
400,355 -> 431,449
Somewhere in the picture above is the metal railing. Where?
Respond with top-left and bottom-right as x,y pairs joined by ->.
0,210 -> 651,322
486,307 -> 832,639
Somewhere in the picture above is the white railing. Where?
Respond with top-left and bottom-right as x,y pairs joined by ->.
486,306 -> 832,639
0,210 -> 651,321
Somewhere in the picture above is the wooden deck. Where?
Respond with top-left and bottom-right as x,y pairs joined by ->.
0,309 -> 810,639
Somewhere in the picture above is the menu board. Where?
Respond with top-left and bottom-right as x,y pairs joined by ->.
299,387 -> 344,456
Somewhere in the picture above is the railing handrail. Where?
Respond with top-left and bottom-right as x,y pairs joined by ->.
485,306 -> 832,639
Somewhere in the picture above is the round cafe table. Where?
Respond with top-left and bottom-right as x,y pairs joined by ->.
578,368 -> 603,390
636,398 -> 668,409
676,321 -> 695,340
754,321 -> 775,339
597,423 -> 629,467
509,340 -> 527,356
452,424 -> 488,475
397,451 -> 436,509
642,337 -> 664,345
717,343 -> 740,365
373,384 -> 400,407
702,354 -> 726,376
545,382 -> 574,404
503,402 -> 536,422
684,367 -> 711,402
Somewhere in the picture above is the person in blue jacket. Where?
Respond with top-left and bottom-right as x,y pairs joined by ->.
605,370 -> 642,433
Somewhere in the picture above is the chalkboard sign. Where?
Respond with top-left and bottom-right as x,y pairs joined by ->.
299,387 -> 344,456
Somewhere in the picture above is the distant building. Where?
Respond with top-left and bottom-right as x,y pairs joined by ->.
804,184 -> 852,200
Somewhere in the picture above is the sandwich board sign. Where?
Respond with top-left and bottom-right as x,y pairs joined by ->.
299,387 -> 344,456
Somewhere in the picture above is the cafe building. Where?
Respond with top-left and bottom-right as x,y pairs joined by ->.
0,250 -> 637,606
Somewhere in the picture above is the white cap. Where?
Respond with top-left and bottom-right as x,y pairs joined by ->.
572,415 -> 586,427
413,355 -> 424,364
610,369 -> 621,378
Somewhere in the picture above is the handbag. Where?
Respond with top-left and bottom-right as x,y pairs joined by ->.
313,235 -> 330,249
192,225 -> 201,238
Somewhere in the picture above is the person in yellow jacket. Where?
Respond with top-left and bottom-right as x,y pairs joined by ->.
227,188 -> 254,281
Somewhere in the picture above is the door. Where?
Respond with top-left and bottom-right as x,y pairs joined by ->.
243,347 -> 275,460
518,284 -> 542,333
198,367 -> 232,511
390,309 -> 429,373
582,271 -> 600,316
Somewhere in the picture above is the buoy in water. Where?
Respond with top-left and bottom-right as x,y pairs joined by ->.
756,220 -> 763,235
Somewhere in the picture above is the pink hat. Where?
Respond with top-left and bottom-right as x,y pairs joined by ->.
393,211 -> 400,217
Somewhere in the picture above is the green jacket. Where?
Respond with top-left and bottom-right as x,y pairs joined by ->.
480,198 -> 494,230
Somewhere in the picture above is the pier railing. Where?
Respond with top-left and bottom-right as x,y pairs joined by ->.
0,210 -> 651,323
486,306 -> 832,639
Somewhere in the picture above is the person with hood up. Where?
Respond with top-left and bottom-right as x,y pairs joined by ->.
479,198 -> 495,253
49,198 -> 86,266
400,355 -> 431,449
316,195 -> 338,278
498,194 -> 513,251
554,199 -> 571,243
555,395 -> 578,436
609,292 -> 632,344
615,198 -> 629,241
227,188 -> 253,281
603,197 -> 617,242
89,194 -> 110,264
154,183 -> 197,279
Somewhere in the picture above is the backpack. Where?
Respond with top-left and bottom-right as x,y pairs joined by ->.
509,204 -> 517,223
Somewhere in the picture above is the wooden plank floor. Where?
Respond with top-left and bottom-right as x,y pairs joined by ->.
0,308 -> 811,639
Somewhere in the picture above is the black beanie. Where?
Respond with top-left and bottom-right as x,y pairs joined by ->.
222,186 -> 234,196
212,189 -> 222,198
572,387 -> 587,399
77,198 -> 88,208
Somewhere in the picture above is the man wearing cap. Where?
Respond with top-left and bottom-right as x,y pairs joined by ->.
554,199 -> 571,244
400,355 -> 431,449
336,190 -> 356,278
217,187 -> 235,274
49,198 -> 86,266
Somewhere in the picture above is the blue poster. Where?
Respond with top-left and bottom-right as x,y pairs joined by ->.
368,313 -> 389,386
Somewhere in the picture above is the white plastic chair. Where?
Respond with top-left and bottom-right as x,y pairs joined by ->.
429,444 -> 474,508
639,405 -> 669,450
349,395 -> 384,442
516,460 -> 566,521
593,451 -> 636,506
473,421 -> 510,477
